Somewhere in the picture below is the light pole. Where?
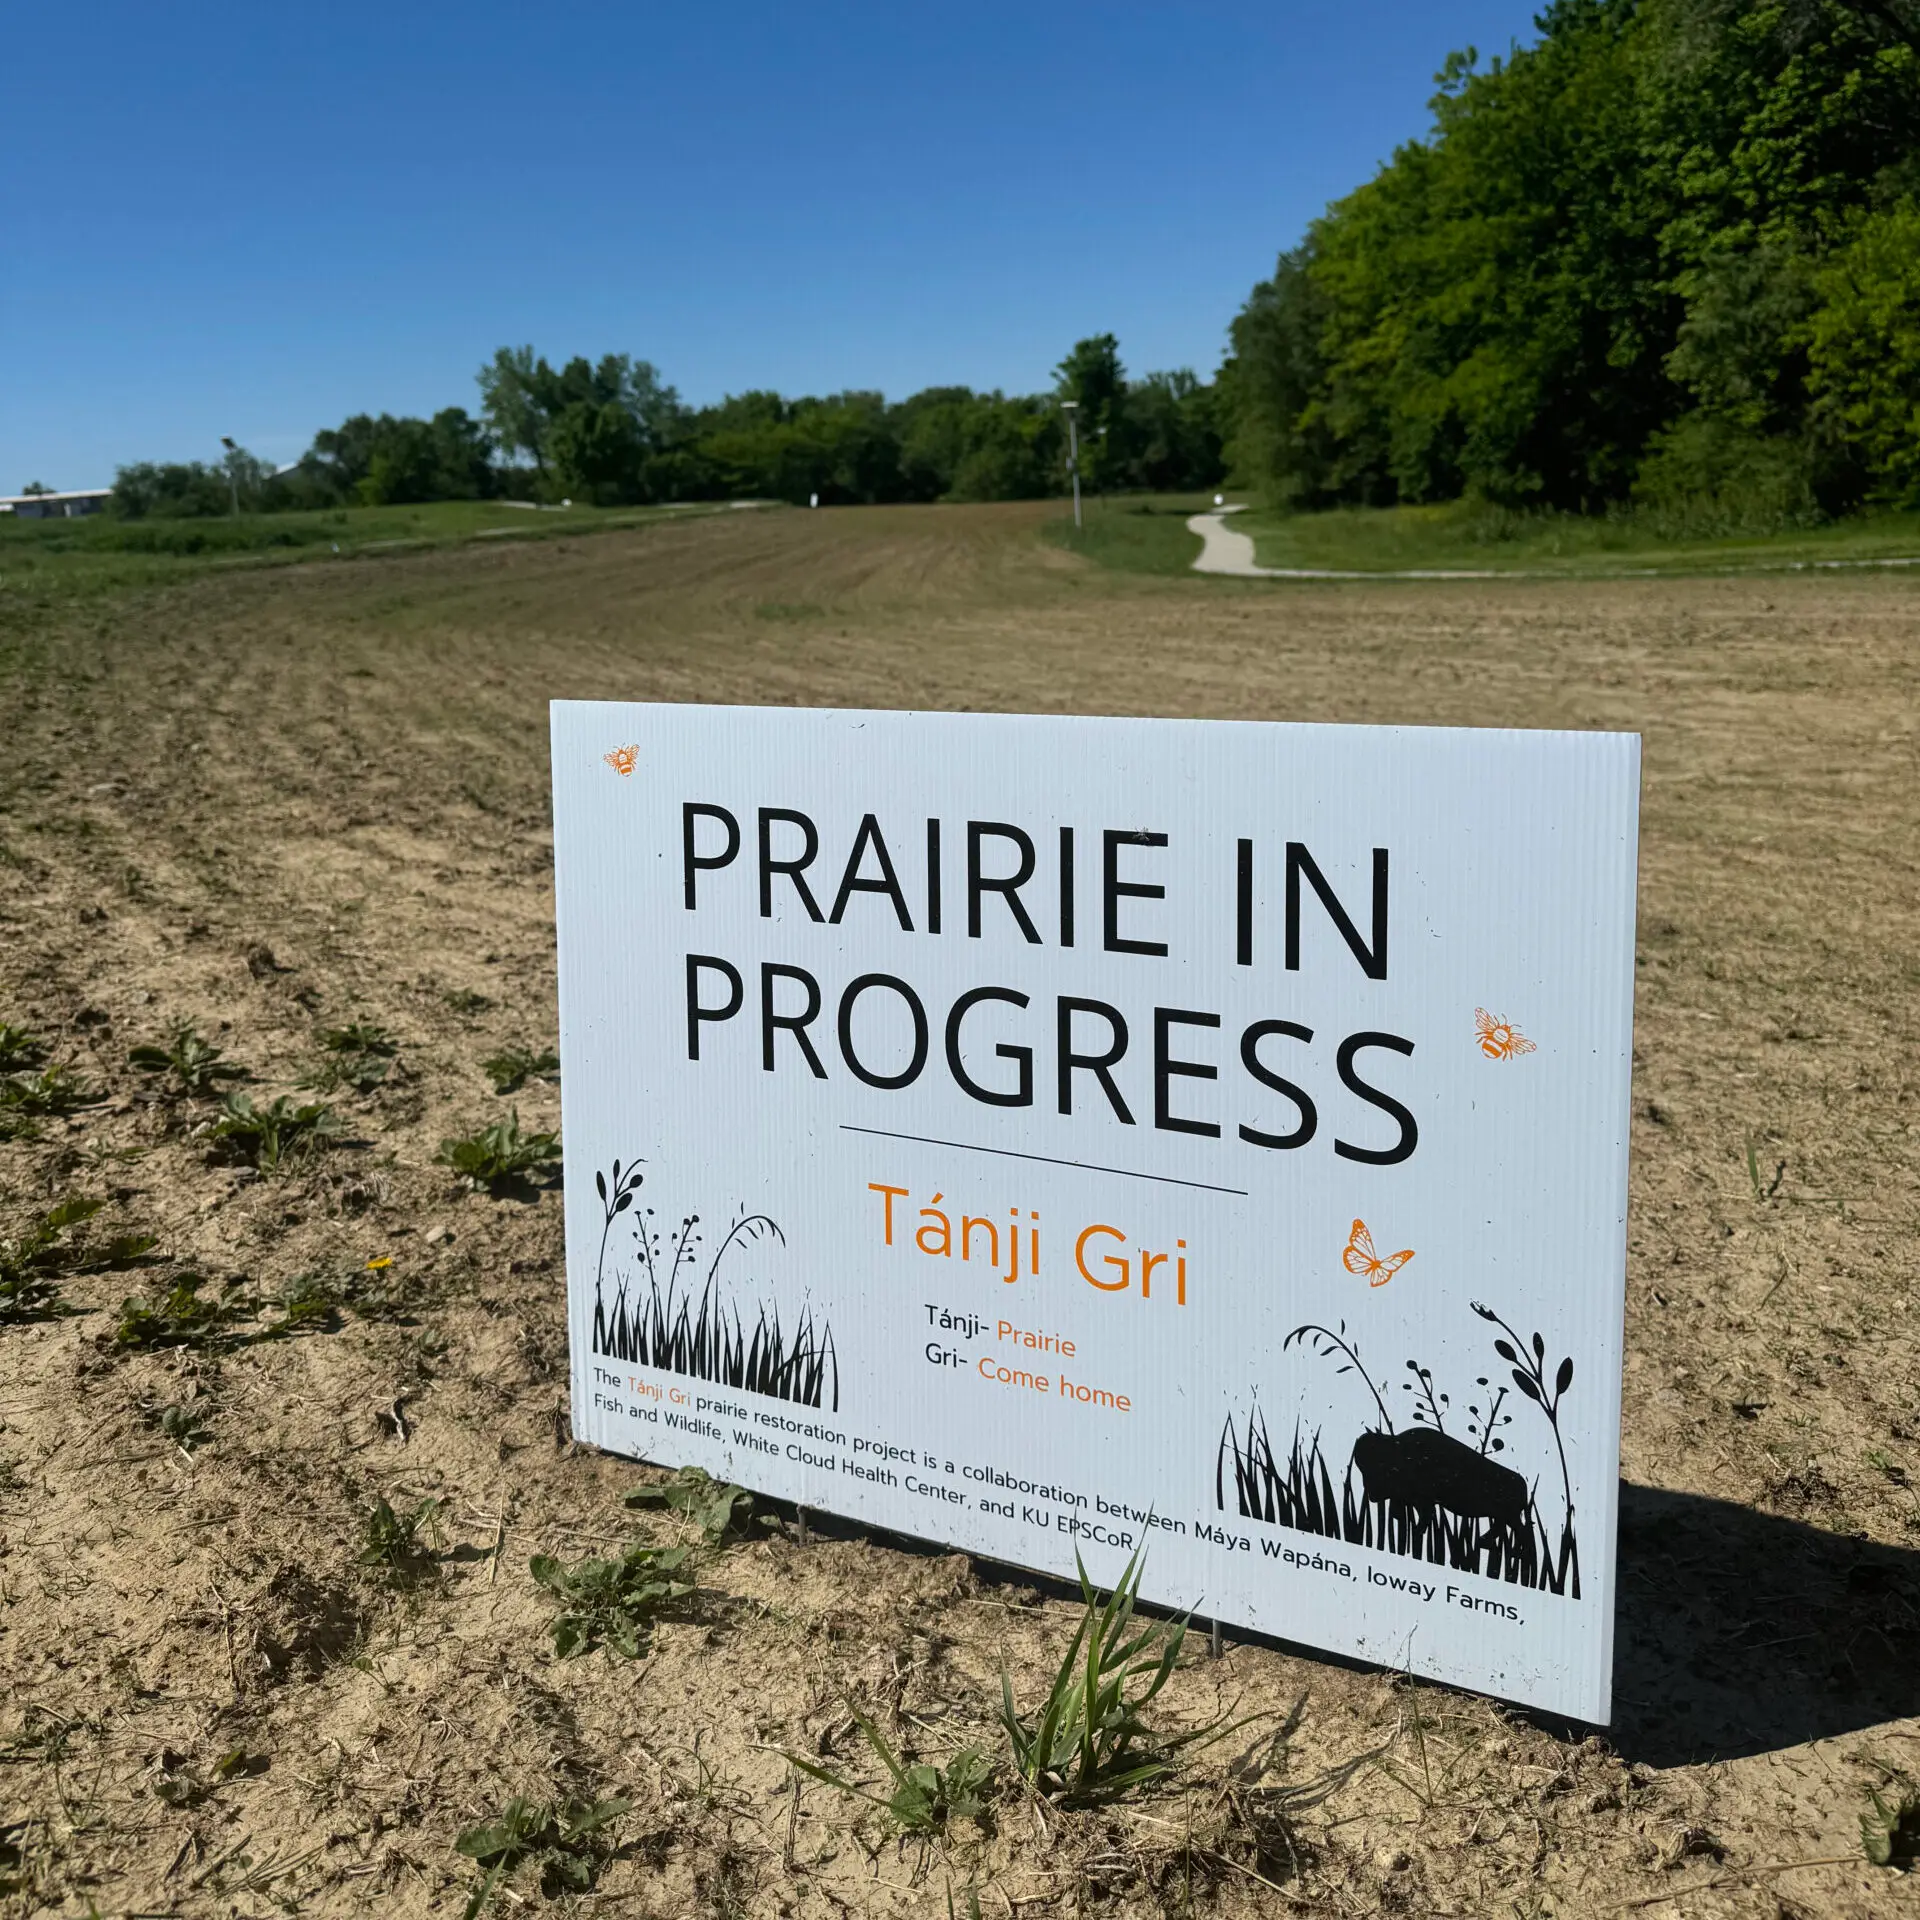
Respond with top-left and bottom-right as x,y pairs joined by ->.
220,436 -> 240,518
1061,401 -> 1082,530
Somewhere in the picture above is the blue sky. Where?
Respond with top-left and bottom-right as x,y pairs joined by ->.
3,2 -> 1546,489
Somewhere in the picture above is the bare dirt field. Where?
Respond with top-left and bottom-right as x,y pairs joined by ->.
2,501 -> 1916,1917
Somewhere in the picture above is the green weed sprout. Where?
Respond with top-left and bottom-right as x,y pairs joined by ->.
308,1021 -> 398,1093
272,1274 -> 344,1336
320,1020 -> 396,1056
625,1465 -> 755,1543
1000,1546 -> 1246,1804
208,1092 -> 338,1170
151,1745 -> 262,1808
128,1024 -> 244,1097
1862,1784 -> 1920,1870
0,1196 -> 103,1323
454,1796 -> 630,1918
0,1196 -> 154,1324
0,1024 -> 49,1072
528,1540 -> 693,1657
1746,1132 -> 1786,1202
947,1878 -> 985,1920
0,1064 -> 98,1133
360,1496 -> 443,1586
155,1403 -> 214,1458
788,1703 -> 995,1835
482,1044 -> 559,1094
438,1110 -> 560,1191
115,1273 -> 244,1350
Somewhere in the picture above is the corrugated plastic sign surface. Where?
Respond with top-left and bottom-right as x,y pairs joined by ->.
552,702 -> 1640,1722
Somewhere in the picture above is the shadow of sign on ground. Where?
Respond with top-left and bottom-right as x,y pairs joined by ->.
1611,1481 -> 1920,1767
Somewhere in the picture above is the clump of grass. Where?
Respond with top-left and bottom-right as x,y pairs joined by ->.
128,1024 -> 244,1097
528,1540 -> 694,1657
1001,1547 -> 1243,1805
625,1465 -> 755,1543
443,988 -> 493,1016
360,1496 -> 443,1586
1862,1784 -> 1920,1869
115,1273 -> 245,1349
454,1796 -> 630,1918
307,1021 -> 398,1093
0,1023 -> 48,1072
789,1705 -> 995,1835
438,1110 -> 559,1191
207,1092 -> 338,1170
481,1044 -> 559,1094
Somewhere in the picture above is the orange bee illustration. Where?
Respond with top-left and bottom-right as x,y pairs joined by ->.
604,745 -> 640,777
1474,1008 -> 1536,1060
1342,1219 -> 1414,1288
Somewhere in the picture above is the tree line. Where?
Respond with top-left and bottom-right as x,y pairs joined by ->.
109,336 -> 1224,517
105,1 -> 1919,529
1220,0 -> 1920,520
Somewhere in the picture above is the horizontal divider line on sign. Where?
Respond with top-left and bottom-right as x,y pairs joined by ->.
837,1123 -> 1249,1196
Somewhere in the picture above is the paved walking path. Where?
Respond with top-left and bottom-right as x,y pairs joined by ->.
1185,501 -> 1920,581
1185,504 -> 1502,579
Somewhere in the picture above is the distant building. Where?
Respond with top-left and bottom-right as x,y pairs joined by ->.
0,489 -> 110,519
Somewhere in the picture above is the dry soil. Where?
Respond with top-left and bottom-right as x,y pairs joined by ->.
0,502 -> 1916,1917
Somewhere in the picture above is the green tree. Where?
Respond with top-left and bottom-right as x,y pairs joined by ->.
479,347 -> 681,500
303,409 -> 494,506
112,447 -> 264,514
1806,198 -> 1920,501
1221,249 -> 1337,505
1219,0 -> 1920,517
692,392 -> 902,505
1124,370 -> 1224,491
1056,334 -> 1129,489
477,345 -> 556,475
890,386 -> 985,499
946,398 -> 1060,500
548,401 -> 646,504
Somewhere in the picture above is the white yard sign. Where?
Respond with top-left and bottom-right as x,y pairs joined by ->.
552,703 -> 1639,1722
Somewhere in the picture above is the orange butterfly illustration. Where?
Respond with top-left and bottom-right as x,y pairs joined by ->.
1474,1008 -> 1536,1060
604,745 -> 640,777
1342,1219 -> 1414,1287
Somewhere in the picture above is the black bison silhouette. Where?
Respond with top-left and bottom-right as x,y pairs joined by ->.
1351,1427 -> 1529,1528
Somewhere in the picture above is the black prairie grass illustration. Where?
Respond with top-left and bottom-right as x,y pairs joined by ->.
1219,1304 -> 1580,1597
589,1159 -> 837,1411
